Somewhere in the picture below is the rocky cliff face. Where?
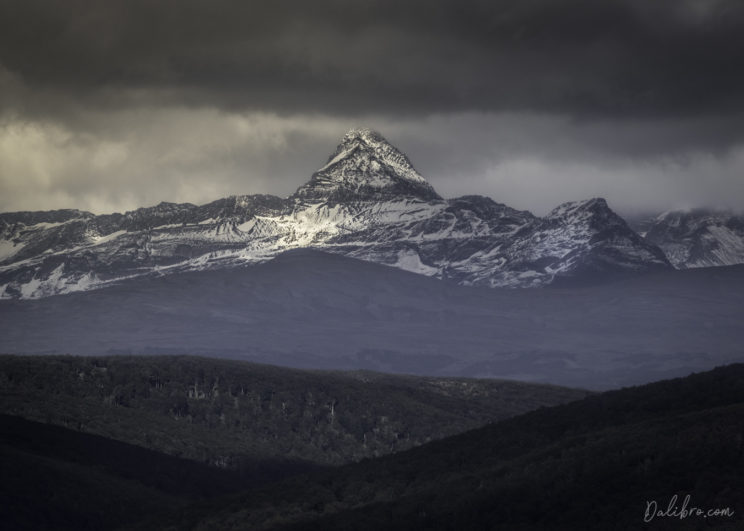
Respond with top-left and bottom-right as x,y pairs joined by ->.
0,129 -> 671,299
641,209 -> 744,269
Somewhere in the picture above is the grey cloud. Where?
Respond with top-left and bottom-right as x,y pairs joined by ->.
378,113 -> 744,215
0,109 -> 360,213
1,0 -> 743,119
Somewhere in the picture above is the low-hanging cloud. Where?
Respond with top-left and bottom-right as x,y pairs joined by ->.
0,109 -> 358,213
2,108 -> 742,216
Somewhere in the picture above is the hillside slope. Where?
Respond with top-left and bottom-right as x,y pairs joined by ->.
0,355 -> 585,469
177,364 -> 744,531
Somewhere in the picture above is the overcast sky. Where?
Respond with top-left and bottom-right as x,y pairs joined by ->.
1,0 -> 743,216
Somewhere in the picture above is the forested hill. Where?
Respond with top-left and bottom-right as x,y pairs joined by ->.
0,354 -> 586,469
176,363 -> 744,530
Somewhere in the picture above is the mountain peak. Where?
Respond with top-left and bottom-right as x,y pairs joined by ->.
341,127 -> 379,144
546,198 -> 611,222
292,129 -> 441,203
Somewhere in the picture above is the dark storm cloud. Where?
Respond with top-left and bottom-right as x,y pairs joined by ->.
1,0 -> 743,217
1,0 -> 743,118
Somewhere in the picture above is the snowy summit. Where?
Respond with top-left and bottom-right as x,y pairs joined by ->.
293,128 -> 441,203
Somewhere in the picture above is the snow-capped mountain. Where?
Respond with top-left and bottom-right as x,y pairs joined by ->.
0,128 -> 671,299
640,209 -> 744,269
293,128 -> 440,203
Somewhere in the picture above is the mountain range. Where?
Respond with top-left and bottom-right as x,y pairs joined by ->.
7,128 -> 740,299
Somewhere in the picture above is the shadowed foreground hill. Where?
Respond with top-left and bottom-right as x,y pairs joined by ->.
0,415 -> 249,530
170,364 -> 744,531
0,355 -> 586,470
